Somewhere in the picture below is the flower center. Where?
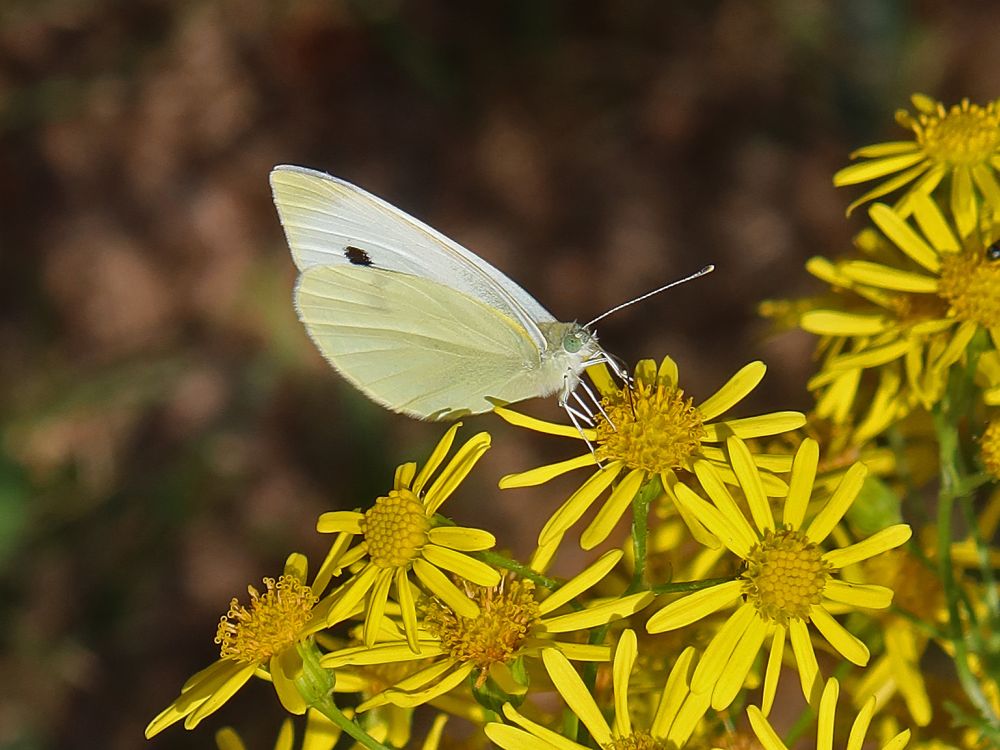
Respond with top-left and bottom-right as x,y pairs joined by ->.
982,418 -> 1000,480
361,489 -> 430,568
603,731 -> 669,750
423,578 -> 540,682
916,99 -> 1000,166
595,382 -> 706,473
937,249 -> 1000,329
741,528 -> 831,624
216,575 -> 318,663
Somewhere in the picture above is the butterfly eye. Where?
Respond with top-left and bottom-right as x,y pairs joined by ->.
563,332 -> 583,353
986,240 -> 1000,262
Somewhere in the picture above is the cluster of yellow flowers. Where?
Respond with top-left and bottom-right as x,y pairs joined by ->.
148,93 -> 1000,750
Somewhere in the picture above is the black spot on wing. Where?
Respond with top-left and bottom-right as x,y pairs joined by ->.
986,239 -> 1000,262
345,245 -> 374,266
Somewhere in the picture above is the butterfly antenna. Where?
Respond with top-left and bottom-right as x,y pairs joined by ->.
584,264 -> 715,328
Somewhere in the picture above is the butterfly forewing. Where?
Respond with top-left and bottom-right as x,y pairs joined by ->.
271,165 -> 554,348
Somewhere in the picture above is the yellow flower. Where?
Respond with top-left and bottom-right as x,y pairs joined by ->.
317,424 -> 500,652
834,93 -> 1000,235
321,550 -> 653,712
484,629 -> 709,750
646,437 -> 912,713
802,197 -> 999,411
146,552 -> 340,737
747,678 -> 910,750
498,356 -> 804,550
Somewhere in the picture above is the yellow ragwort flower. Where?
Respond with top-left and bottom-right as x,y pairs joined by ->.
497,356 -> 804,550
317,424 -> 500,652
646,437 -> 912,714
485,630 -> 710,750
146,552 -> 339,737
747,678 -> 910,750
802,196 -> 999,410
321,550 -> 653,712
834,93 -> 1000,235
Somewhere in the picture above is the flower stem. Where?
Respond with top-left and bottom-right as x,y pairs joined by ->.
628,476 -> 663,594
477,550 -> 561,590
294,640 -> 391,750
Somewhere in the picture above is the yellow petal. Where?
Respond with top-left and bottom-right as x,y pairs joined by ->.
809,605 -> 869,665
823,580 -> 894,609
316,511 -> 364,534
542,591 -> 653,632
833,152 -> 925,186
411,423 -> 462,495
839,260 -> 938,293
411,559 -> 478,618
868,202 -> 941,272
646,580 -> 743,633
542,648 -> 612,745
843,160 -> 932,215
711,612 -> 767,709
727,436 -> 773,534
580,468 -> 645,550
783,438 -> 818,530
499,453 -> 597,489
424,432 -> 491,514
951,165 -> 977,238
421,545 -> 499,586
493,406 -> 594,440
426,526 -> 495,551
538,462 -> 622,544
538,549 -> 623,615
691,603 -> 757,694
800,310 -> 892,336
612,630 -> 638,736
806,462 -> 867,543
822,524 -> 911,568
909,192 -> 960,252
850,141 -> 921,159
701,412 -> 805,441
788,618 -> 820,703
761,626 -> 785,717
696,361 -> 765,421
747,705 -> 789,750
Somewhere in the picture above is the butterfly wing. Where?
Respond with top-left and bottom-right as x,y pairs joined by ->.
295,265 -> 554,419
270,165 -> 555,349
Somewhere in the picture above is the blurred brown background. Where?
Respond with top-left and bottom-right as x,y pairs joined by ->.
0,1 -> 997,748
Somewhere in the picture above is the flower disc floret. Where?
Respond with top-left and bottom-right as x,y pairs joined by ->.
595,382 -> 706,472
362,489 -> 430,568
937,249 -> 1000,329
981,418 -> 1000,479
915,98 -> 1000,167
604,730 -> 668,750
216,575 -> 318,663
423,579 -> 540,681
742,528 -> 831,624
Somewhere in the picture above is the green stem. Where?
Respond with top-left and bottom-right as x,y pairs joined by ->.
295,641 -> 391,750
628,476 -> 663,594
650,576 -> 737,596
477,550 -> 561,590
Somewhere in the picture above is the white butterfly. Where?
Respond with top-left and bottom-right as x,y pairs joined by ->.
270,165 -> 619,424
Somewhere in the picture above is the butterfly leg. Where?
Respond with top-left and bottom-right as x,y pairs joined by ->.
560,375 -> 604,465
